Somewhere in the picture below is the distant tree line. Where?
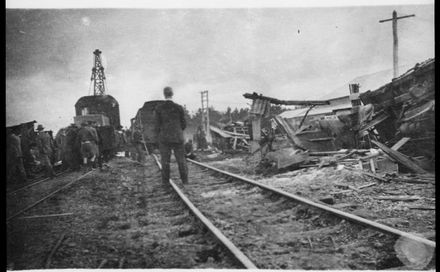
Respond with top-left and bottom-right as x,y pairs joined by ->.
183,105 -> 289,130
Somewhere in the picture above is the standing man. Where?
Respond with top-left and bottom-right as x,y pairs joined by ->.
36,124 -> 56,178
185,139 -> 196,160
132,126 -> 146,162
155,86 -> 188,184
7,127 -> 28,184
64,124 -> 81,171
77,122 -> 99,171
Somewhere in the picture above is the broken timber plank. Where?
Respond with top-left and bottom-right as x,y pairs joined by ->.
357,182 -> 377,189
243,92 -> 330,106
273,116 -> 306,150
371,140 -> 427,174
310,149 -> 370,156
118,257 -> 125,268
45,232 -> 67,268
408,205 -> 435,210
391,137 -> 411,151
333,203 -> 358,209
98,259 -> 108,268
17,213 -> 74,220
345,166 -> 389,182
374,196 -> 421,201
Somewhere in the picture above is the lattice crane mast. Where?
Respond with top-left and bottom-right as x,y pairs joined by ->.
90,49 -> 107,96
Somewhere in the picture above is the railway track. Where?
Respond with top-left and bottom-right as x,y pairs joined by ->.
159,157 -> 435,269
7,155 -> 435,269
6,158 -> 244,269
7,169 -> 70,196
6,170 -> 94,222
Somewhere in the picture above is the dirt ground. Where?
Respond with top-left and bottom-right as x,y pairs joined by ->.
206,157 -> 435,239
6,157 -> 239,269
200,156 -> 435,269
6,154 -> 435,270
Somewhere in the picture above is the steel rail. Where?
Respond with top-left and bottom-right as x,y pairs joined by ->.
187,159 -> 436,249
8,170 -> 70,196
6,170 -> 94,222
151,155 -> 257,269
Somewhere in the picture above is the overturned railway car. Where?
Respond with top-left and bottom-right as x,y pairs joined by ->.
131,100 -> 165,152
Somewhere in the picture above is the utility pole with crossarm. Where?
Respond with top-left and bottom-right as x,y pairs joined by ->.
379,10 -> 415,79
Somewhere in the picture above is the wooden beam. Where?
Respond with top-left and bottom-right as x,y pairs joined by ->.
98,259 -> 108,268
45,232 -> 67,268
243,92 -> 330,106
273,116 -> 307,150
251,118 -> 261,141
391,137 -> 411,151
371,140 -> 427,174
375,196 -> 421,201
17,213 -> 74,219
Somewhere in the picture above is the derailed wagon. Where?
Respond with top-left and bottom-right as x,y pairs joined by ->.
131,100 -> 165,153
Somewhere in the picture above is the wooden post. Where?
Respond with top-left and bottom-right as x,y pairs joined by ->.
250,117 -> 261,153
232,127 -> 238,150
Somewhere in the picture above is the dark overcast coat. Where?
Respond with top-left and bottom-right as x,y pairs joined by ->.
154,101 -> 186,144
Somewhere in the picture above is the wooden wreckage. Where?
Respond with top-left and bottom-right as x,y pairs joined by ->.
209,122 -> 250,151
243,58 -> 435,174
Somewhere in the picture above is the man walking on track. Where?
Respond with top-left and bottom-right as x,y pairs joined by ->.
155,86 -> 188,184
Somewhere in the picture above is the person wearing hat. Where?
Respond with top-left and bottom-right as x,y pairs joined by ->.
154,86 -> 188,184
36,124 -> 56,178
77,121 -> 99,171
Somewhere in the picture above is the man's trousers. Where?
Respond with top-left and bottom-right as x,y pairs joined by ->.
159,142 -> 188,184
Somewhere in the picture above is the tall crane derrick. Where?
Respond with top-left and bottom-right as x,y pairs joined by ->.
74,49 -> 121,128
91,49 -> 107,96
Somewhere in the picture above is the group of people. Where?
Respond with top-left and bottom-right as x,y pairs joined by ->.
7,86 -> 200,186
7,124 -> 57,183
58,121 -> 128,172
6,120 -> 130,184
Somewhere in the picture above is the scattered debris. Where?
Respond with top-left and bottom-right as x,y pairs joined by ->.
98,259 -> 108,268
45,232 -> 67,268
374,196 -> 421,202
407,206 -> 435,210
372,140 -> 427,174
319,196 -> 335,205
17,212 -> 74,220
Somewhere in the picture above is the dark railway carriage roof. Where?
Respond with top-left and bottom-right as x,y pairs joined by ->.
136,100 -> 165,117
75,95 -> 119,107
6,120 -> 36,130
141,100 -> 164,109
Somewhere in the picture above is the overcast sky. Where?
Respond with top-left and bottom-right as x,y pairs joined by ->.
6,2 -> 434,131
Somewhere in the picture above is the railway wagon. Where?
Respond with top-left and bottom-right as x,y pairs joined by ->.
55,94 -> 122,166
131,100 -> 165,153
74,95 -> 121,128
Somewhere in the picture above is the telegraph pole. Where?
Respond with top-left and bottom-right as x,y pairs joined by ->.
379,11 -> 415,78
200,90 -> 212,144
